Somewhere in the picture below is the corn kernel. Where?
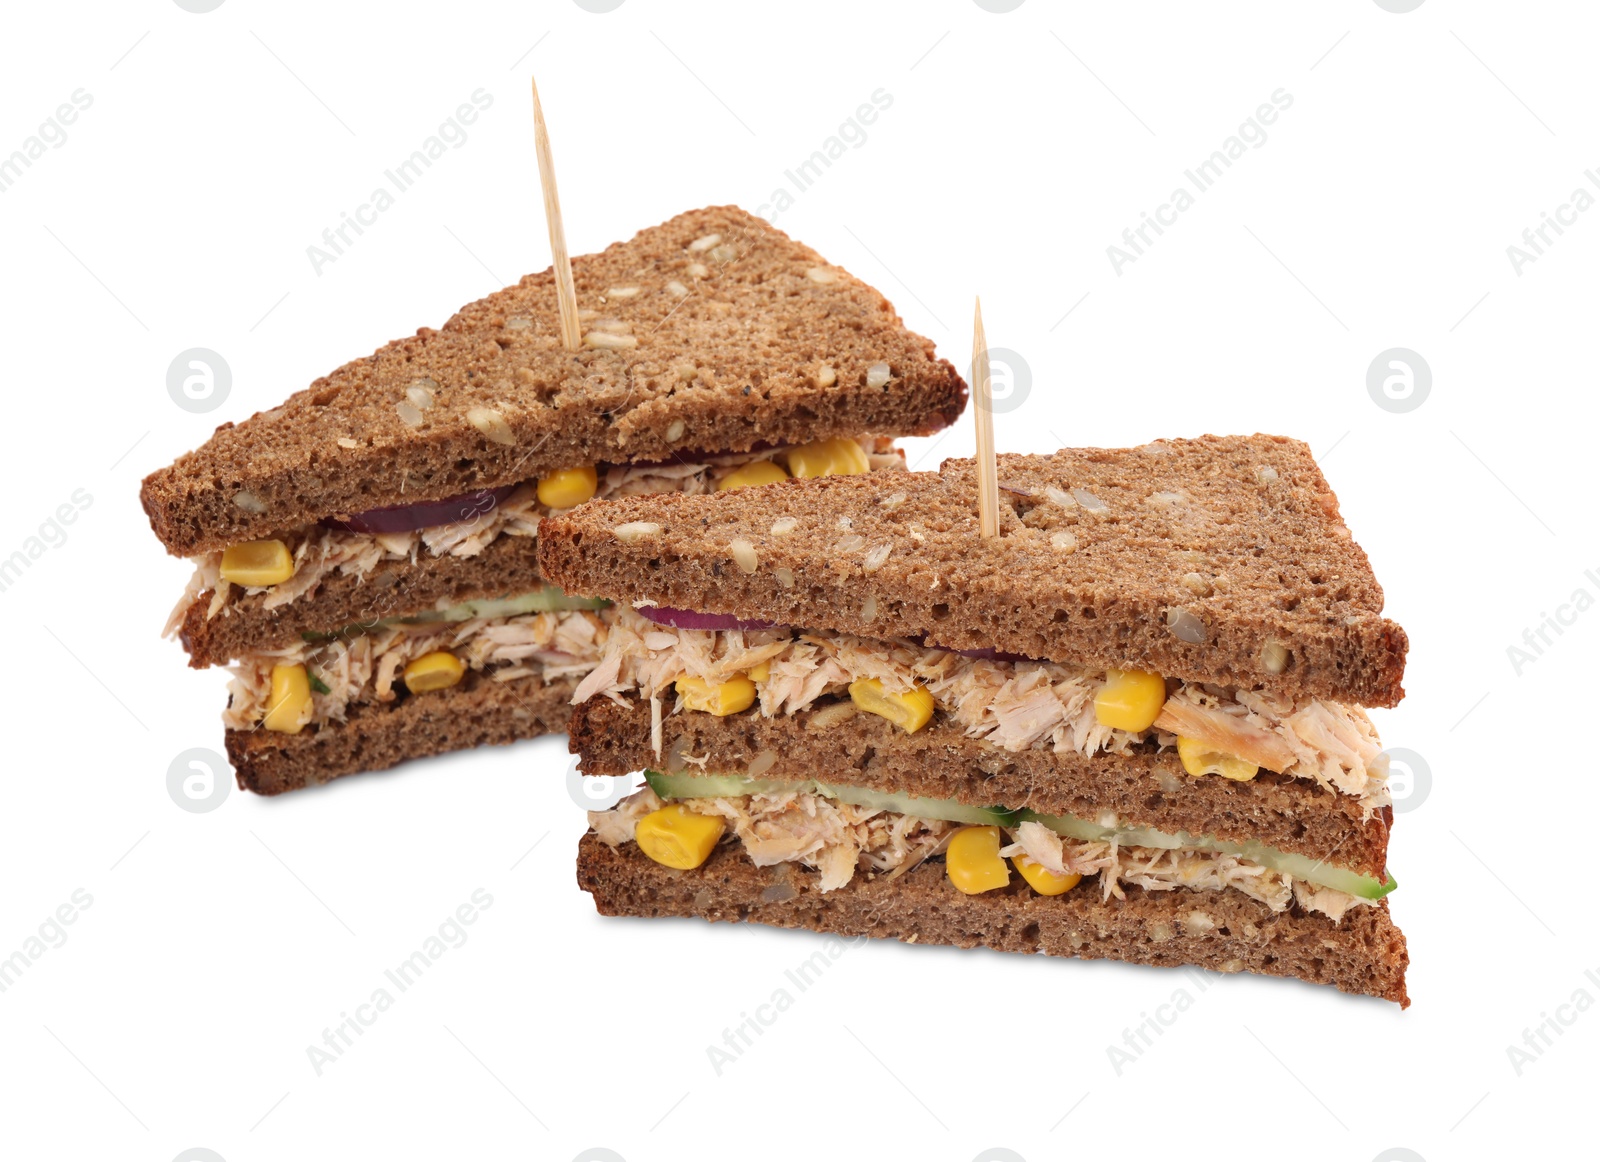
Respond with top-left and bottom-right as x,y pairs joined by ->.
746,661 -> 771,683
1014,854 -> 1082,896
536,465 -> 599,510
1177,736 -> 1259,781
848,678 -> 935,733
263,663 -> 313,734
403,651 -> 466,692
219,539 -> 295,587
675,675 -> 757,716
1094,669 -> 1167,732
635,804 -> 726,869
716,460 -> 789,491
946,826 -> 1011,894
785,438 -> 870,479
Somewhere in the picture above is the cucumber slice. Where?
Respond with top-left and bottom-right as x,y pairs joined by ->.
301,586 -> 609,642
1023,810 -> 1396,900
826,784 -> 1022,828
643,770 -> 1021,828
644,770 -> 793,799
403,587 -> 610,623
1255,851 -> 1398,900
641,771 -> 1396,900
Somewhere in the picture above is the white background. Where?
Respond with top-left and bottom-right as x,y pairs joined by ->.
1,1 -> 1593,1159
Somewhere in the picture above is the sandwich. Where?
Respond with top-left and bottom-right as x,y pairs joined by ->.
538,435 -> 1412,1004
141,206 -> 967,794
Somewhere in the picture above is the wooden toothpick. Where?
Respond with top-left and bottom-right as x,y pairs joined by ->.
531,75 -> 582,351
971,296 -> 999,538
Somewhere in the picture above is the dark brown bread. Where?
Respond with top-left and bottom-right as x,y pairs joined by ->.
577,835 -> 1410,1005
142,206 -> 966,556
569,698 -> 1391,878
539,435 -> 1408,706
228,670 -> 575,794
181,535 -> 545,667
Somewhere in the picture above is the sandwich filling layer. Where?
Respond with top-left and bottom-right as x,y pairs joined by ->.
167,440 -> 901,633
574,609 -> 1392,815
590,772 -> 1393,922
224,591 -> 610,730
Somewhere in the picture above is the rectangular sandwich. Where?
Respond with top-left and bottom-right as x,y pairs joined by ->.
142,206 -> 966,794
539,435 -> 1412,1004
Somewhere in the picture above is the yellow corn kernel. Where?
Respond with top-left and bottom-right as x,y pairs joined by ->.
848,678 -> 935,734
1177,736 -> 1260,782
219,539 -> 295,587
716,460 -> 789,491
536,465 -> 599,510
675,675 -> 757,716
635,804 -> 726,870
1014,854 -> 1083,896
262,663 -> 313,734
403,651 -> 466,693
1094,669 -> 1167,733
946,826 -> 1011,895
746,661 -> 771,683
785,438 -> 870,479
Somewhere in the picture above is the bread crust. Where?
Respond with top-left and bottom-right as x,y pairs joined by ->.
539,435 -> 1408,706
182,533 -> 546,666
577,834 -> 1410,1005
568,697 -> 1392,878
142,206 -> 965,556
227,669 -> 575,794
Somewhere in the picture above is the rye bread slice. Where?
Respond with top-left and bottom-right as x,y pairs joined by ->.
228,669 -> 575,794
569,698 -> 1391,879
538,435 -> 1408,707
177,452 -> 907,668
182,533 -> 546,667
577,835 -> 1410,1005
142,206 -> 966,557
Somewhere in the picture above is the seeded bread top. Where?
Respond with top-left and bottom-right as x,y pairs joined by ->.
141,206 -> 966,556
538,434 -> 1408,706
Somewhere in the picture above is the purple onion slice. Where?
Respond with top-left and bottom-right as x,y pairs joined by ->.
637,606 -> 784,632
326,485 -> 518,534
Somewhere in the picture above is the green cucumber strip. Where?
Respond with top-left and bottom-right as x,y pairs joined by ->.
643,770 -> 1021,828
402,588 -> 610,623
641,771 -> 1395,899
645,770 -> 791,799
300,586 -> 608,642
1023,811 -> 1396,900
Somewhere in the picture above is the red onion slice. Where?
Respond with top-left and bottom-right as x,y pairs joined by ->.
637,606 -> 784,632
326,486 -> 517,534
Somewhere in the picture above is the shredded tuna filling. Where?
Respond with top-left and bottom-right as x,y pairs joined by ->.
224,607 -> 610,729
166,440 -> 902,632
573,609 -> 1391,816
591,788 -> 1370,922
